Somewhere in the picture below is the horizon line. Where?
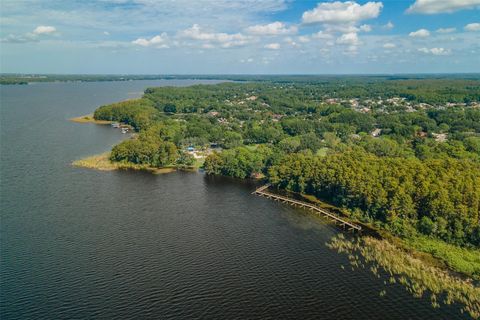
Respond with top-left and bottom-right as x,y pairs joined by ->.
2,72 -> 480,76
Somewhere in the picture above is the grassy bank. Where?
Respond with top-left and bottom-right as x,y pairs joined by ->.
72,152 -> 176,174
404,236 -> 480,279
364,226 -> 480,280
281,189 -> 480,281
327,235 -> 480,319
69,114 -> 113,124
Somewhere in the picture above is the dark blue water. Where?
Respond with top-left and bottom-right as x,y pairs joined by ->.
0,80 -> 469,319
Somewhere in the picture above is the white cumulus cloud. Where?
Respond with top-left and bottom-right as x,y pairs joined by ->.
298,35 -> 310,43
336,32 -> 360,45
302,1 -> 383,24
246,21 -> 297,35
264,42 -> 280,50
409,28 -> 430,37
283,37 -> 299,47
464,22 -> 480,31
33,25 -> 56,35
312,31 -> 334,39
132,33 -> 169,48
0,34 -> 37,43
418,47 -> 451,55
407,0 -> 480,14
383,21 -> 394,29
301,1 -> 380,53
1,25 -> 57,43
180,24 -> 249,48
359,24 -> 372,32
383,43 -> 396,48
436,27 -> 456,33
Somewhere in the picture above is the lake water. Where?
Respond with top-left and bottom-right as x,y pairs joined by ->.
0,80 -> 469,319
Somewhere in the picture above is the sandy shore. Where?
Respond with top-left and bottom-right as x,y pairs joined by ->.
69,114 -> 113,124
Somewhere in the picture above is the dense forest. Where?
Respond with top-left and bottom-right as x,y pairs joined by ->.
93,78 -> 480,254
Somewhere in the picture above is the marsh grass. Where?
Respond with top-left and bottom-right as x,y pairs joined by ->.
69,114 -> 113,124
72,152 -> 176,174
327,235 -> 480,319
405,236 -> 480,280
297,188 -> 479,280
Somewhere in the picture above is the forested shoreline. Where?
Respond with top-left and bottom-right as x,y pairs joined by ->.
91,77 -> 480,278
2,73 -> 480,86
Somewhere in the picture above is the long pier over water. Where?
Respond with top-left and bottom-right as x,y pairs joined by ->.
252,184 -> 362,233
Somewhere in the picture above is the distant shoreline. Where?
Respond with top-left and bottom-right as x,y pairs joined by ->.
2,73 -> 480,85
0,75 -> 237,85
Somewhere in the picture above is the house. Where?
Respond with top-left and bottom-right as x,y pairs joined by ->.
432,133 -> 448,142
271,114 -> 284,121
207,111 -> 219,117
349,99 -> 359,108
325,98 -> 338,104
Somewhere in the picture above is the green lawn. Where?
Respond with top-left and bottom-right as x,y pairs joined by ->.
404,235 -> 480,279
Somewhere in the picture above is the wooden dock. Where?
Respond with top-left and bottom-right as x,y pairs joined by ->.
252,184 -> 362,233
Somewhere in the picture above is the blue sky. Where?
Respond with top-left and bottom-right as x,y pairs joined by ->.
1,0 -> 479,74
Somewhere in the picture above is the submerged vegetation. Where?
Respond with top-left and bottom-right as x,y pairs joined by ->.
327,235 -> 480,319
87,76 -> 480,280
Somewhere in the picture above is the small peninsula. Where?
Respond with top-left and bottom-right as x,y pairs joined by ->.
69,114 -> 113,124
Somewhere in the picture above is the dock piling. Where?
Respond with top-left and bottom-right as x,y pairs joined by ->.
252,184 -> 362,233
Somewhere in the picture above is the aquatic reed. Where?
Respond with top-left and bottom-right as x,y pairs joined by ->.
327,235 -> 480,319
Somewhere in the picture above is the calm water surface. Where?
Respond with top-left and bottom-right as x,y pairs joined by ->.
0,80 -> 469,319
